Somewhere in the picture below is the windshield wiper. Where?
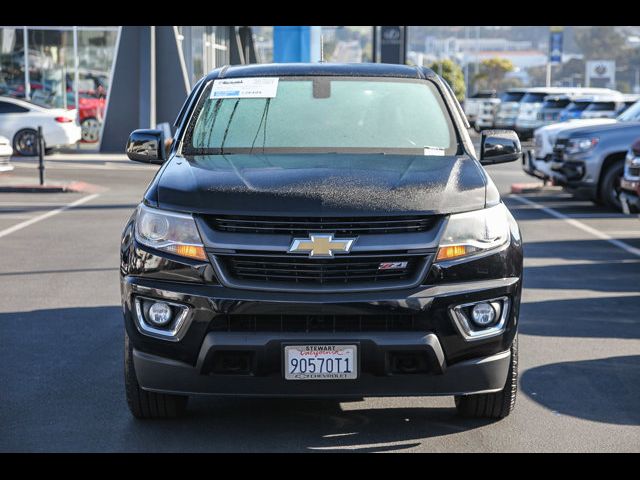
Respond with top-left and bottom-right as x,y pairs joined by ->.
250,98 -> 271,154
219,99 -> 240,154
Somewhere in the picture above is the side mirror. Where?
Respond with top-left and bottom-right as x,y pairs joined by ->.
480,129 -> 521,165
126,129 -> 166,164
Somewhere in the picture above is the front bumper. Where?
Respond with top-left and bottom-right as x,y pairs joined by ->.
134,339 -> 512,397
122,274 -> 521,397
522,150 -> 554,181
620,178 -> 640,213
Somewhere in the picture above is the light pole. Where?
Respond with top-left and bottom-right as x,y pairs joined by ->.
464,26 -> 469,98
23,27 -> 30,100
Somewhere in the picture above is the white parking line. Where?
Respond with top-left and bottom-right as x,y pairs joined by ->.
0,193 -> 100,240
510,194 -> 640,258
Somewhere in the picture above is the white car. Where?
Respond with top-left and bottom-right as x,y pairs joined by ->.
515,87 -> 621,140
580,94 -> 640,119
0,96 -> 81,156
0,135 -> 13,172
524,118 -> 617,180
463,90 -> 498,129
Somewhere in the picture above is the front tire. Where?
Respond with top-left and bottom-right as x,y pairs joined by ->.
598,161 -> 624,211
124,332 -> 188,419
454,335 -> 518,419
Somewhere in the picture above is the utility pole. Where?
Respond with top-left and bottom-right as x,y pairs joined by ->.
73,26 -> 80,150
475,26 -> 480,92
23,27 -> 30,100
464,26 -> 469,98
546,63 -> 551,87
372,26 -> 377,63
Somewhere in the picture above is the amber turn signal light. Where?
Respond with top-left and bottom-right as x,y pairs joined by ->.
166,244 -> 207,261
436,245 -> 467,261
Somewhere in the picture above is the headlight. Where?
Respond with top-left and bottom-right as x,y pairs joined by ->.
135,204 -> 207,261
566,137 -> 598,155
436,203 -> 510,262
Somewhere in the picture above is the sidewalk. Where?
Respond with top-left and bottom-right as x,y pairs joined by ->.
11,151 -> 129,164
6,150 -> 155,172
0,172 -> 106,193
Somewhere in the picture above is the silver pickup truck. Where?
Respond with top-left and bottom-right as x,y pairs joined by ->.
549,101 -> 640,210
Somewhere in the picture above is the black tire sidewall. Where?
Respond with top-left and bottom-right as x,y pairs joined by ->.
600,161 -> 624,210
13,128 -> 39,157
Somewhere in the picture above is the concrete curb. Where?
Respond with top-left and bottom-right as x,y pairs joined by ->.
0,181 -> 106,194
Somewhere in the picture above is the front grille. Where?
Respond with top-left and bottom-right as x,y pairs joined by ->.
210,314 -> 429,332
207,215 -> 437,235
552,138 -> 569,162
216,252 -> 426,286
628,167 -> 640,178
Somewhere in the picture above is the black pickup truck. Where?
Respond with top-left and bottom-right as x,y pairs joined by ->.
120,63 -> 523,420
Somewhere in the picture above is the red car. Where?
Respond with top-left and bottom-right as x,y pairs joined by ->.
75,93 -> 106,143
619,138 -> 640,214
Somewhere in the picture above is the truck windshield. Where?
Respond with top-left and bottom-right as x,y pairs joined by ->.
617,101 -> 640,122
500,91 -> 525,102
585,102 -> 615,111
542,98 -> 570,109
183,77 -> 457,155
566,101 -> 590,112
521,92 -> 549,103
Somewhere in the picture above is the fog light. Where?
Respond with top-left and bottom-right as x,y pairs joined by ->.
471,302 -> 496,327
148,302 -> 172,326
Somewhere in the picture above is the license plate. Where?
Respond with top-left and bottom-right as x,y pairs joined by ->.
284,344 -> 357,380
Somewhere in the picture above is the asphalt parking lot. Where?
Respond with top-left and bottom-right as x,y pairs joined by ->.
1,149 -> 639,452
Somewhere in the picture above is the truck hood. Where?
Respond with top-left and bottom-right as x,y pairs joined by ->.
536,118 -> 617,136
560,120 -> 640,138
154,153 -> 488,216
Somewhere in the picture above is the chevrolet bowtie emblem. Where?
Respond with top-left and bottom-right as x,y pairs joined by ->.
288,233 -> 356,258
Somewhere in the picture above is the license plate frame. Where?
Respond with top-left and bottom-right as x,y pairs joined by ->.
283,344 -> 358,381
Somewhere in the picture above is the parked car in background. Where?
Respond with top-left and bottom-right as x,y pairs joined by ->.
76,94 -> 105,143
0,96 -> 80,156
463,90 -> 497,129
619,95 -> 640,115
537,94 -> 572,127
493,89 -> 528,130
550,100 -> 640,210
474,95 -> 502,131
0,135 -> 13,172
45,91 -> 105,143
475,97 -> 500,132
515,88 -> 620,140
25,88 -> 105,143
580,95 -> 628,119
558,97 -> 594,121
515,87 -> 570,139
524,116 -> 617,181
619,138 -> 640,214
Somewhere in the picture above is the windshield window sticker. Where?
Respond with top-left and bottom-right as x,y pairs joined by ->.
211,77 -> 279,99
424,146 -> 445,156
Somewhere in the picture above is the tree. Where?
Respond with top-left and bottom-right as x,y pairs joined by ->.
573,26 -> 626,61
473,57 -> 515,91
429,59 -> 465,102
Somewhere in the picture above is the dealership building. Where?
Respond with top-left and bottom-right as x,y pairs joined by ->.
0,26 -> 396,152
0,26 -> 239,151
